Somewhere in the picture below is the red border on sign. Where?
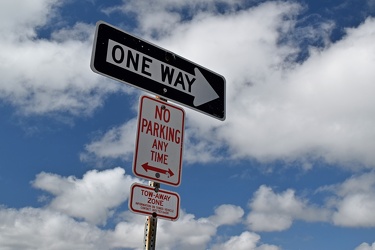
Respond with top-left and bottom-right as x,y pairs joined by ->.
133,95 -> 185,186
128,183 -> 180,221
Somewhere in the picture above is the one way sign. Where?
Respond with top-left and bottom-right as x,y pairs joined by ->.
91,21 -> 226,120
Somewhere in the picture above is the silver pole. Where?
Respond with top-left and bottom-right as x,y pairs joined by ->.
144,181 -> 160,250
145,96 -> 165,250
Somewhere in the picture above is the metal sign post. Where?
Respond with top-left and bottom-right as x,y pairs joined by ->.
144,181 -> 160,250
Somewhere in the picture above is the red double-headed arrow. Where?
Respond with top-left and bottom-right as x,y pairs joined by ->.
142,162 -> 174,177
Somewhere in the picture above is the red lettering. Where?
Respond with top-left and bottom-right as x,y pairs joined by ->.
141,190 -> 153,197
153,122 -> 159,137
147,197 -> 164,206
175,130 -> 181,144
146,120 -> 152,134
163,109 -> 170,123
141,118 -> 148,133
151,150 -> 168,165
141,118 -> 181,144
154,105 -> 170,123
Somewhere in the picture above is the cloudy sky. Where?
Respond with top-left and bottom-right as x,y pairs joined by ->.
1,0 -> 375,249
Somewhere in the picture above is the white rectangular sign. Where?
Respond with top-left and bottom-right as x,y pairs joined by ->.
133,95 -> 185,186
129,183 -> 180,221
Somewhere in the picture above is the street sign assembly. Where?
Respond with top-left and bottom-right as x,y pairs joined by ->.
90,21 -> 226,120
129,183 -> 180,221
133,95 -> 184,186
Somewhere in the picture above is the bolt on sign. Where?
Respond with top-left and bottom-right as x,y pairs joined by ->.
133,95 -> 185,186
129,183 -> 180,221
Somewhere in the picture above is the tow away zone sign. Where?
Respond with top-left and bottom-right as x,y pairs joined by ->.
129,183 -> 180,221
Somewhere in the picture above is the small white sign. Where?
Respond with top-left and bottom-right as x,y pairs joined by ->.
129,183 -> 180,221
133,95 -> 185,186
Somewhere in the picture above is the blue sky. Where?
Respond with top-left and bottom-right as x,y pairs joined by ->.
1,0 -> 375,249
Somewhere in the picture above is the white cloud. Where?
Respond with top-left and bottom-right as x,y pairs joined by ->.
112,205 -> 244,250
208,204 -> 244,226
155,212 -> 217,250
211,231 -> 280,250
0,191 -> 258,250
80,119 -> 138,165
0,207 -> 110,250
106,0 -> 245,37
333,194 -> 375,227
107,211 -> 145,249
6,168 -> 375,249
7,167 -> 233,249
25,168 -> 252,249
239,171 -> 375,230
110,210 -> 219,250
355,242 -> 375,250
320,172 -> 375,227
32,167 -> 140,225
211,15 -> 375,168
246,185 -> 330,231
0,0 -> 59,40
0,0 -> 130,117
278,18 -> 375,168
182,126 -> 227,164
